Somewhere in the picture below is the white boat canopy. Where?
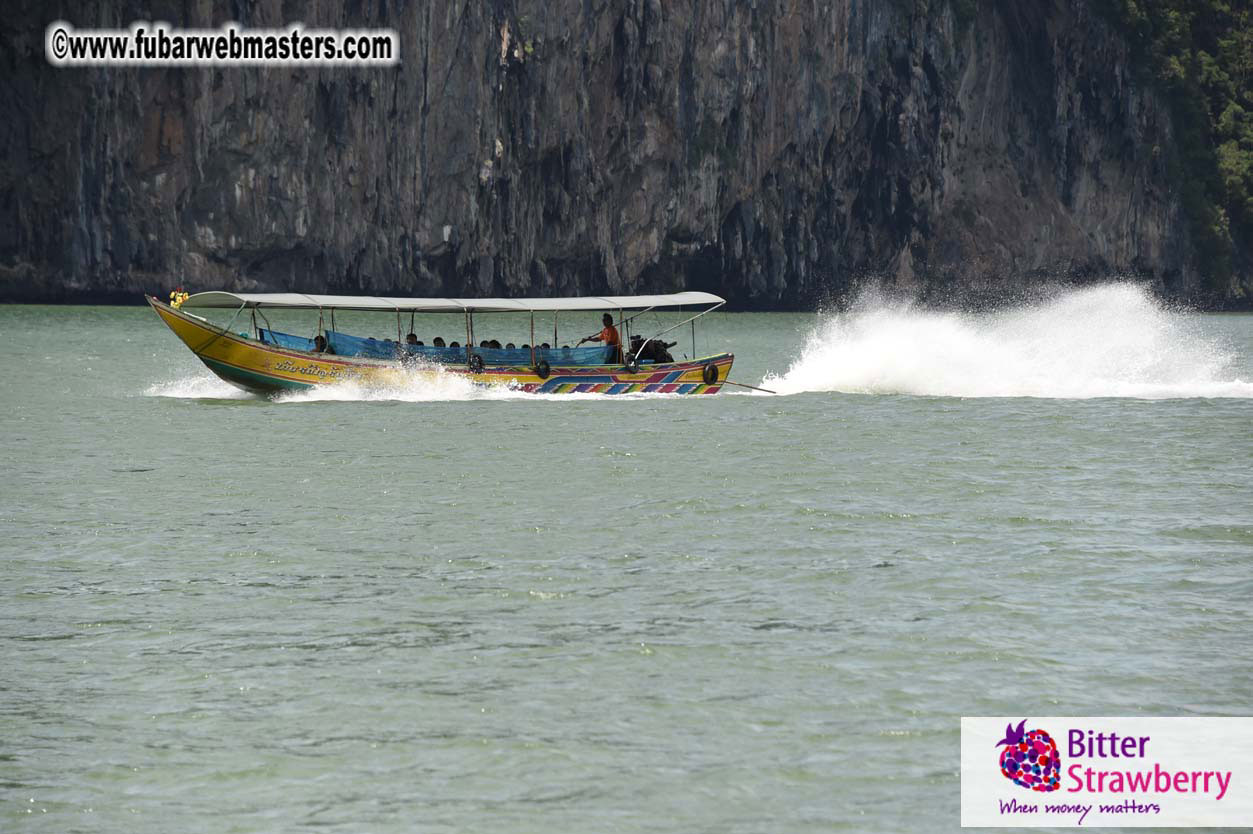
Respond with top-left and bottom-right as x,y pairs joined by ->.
179,291 -> 724,313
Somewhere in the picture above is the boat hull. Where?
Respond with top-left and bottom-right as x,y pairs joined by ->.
148,296 -> 733,395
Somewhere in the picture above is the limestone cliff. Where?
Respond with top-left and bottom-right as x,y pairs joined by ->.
1,0 -> 1247,307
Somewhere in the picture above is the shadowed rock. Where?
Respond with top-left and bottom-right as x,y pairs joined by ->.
0,0 -> 1245,307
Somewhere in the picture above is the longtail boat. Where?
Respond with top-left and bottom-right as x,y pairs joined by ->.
147,291 -> 733,395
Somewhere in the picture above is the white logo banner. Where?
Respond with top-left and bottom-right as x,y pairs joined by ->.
961,717 -> 1253,827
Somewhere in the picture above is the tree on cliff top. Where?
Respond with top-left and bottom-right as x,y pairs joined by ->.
1101,0 -> 1252,296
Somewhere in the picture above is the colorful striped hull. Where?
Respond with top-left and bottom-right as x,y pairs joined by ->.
148,297 -> 733,396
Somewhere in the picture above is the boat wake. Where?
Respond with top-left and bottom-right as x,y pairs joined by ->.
764,283 -> 1253,399
271,376 -> 688,404
145,365 -> 678,403
272,367 -> 511,403
145,372 -> 253,400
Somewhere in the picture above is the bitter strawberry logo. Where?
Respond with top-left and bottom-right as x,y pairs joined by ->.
996,719 -> 1061,792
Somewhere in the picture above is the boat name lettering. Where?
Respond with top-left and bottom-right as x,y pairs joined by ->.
272,359 -> 357,380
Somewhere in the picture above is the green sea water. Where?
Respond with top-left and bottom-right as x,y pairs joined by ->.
2,284 -> 1251,832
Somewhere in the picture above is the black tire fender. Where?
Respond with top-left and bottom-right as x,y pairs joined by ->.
534,359 -> 551,379
702,363 -> 720,385
468,354 -> 485,373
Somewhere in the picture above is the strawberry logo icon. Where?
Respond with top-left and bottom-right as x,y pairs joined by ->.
996,719 -> 1060,792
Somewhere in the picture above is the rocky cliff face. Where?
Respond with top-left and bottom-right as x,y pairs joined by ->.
1,0 -> 1246,307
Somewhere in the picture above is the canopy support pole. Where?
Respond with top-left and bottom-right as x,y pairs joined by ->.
530,312 -> 536,366
192,301 -> 247,355
614,307 -> 658,329
633,301 -> 725,366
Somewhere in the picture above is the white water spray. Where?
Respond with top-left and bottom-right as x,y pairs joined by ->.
272,364 -> 502,403
144,362 -> 665,403
145,371 -> 251,400
764,284 -> 1253,399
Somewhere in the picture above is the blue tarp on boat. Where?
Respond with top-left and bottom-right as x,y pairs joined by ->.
259,327 -> 618,366
520,345 -> 615,365
324,330 -> 614,365
258,328 -> 316,352
325,330 -> 404,359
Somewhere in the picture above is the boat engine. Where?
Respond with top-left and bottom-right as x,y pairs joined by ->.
629,335 -> 677,364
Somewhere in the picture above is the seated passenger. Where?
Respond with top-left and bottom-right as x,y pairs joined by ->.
480,340 -> 490,347
450,341 -> 460,348
313,335 -> 334,354
489,339 -> 502,349
505,343 -> 515,349
540,342 -> 550,349
406,333 -> 418,344
521,344 -> 530,350
432,337 -> 446,347
415,340 -> 424,346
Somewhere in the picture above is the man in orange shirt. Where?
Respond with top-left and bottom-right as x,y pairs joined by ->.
579,313 -> 621,362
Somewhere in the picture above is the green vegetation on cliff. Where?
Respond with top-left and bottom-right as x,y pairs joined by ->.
1100,0 -> 1252,292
